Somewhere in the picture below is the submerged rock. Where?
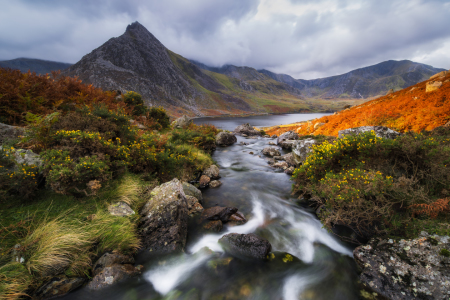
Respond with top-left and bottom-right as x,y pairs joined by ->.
199,206 -> 238,223
216,131 -> 237,146
338,126 -> 401,139
219,233 -> 272,260
354,234 -> 450,299
233,123 -> 261,136
209,180 -> 222,188
139,178 -> 188,253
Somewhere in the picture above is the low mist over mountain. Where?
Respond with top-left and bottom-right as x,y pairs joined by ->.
0,58 -> 72,75
65,22 -> 308,116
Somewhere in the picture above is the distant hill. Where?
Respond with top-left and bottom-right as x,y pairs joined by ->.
0,58 -> 72,74
64,22 -> 317,117
259,60 -> 446,99
265,70 -> 450,136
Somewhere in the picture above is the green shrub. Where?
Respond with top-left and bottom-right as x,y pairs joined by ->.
169,123 -> 219,152
123,91 -> 147,116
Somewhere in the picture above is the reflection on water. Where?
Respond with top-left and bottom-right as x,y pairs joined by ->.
60,115 -> 359,300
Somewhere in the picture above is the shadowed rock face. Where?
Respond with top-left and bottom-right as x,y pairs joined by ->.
219,233 -> 272,260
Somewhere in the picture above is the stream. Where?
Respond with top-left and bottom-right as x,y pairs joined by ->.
62,113 -> 360,300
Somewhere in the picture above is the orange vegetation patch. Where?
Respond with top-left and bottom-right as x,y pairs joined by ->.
267,72 -> 450,137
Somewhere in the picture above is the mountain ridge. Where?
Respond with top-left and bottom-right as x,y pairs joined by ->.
0,58 -> 72,75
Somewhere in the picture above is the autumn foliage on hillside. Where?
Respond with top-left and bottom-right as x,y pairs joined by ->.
0,68 -> 118,125
266,71 -> 450,137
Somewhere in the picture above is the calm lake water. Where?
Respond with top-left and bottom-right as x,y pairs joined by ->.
193,113 -> 332,131
62,113 -> 359,300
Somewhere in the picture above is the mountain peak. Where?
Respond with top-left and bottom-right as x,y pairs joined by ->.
126,21 -> 145,32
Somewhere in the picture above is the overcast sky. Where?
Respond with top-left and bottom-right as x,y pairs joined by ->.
1,0 -> 449,79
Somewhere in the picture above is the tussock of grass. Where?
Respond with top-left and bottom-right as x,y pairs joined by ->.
0,263 -> 32,300
115,174 -> 141,206
23,217 -> 91,277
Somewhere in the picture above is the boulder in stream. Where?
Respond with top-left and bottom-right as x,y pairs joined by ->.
139,178 -> 188,253
233,123 -> 261,136
216,131 -> 237,146
199,175 -> 211,188
276,131 -> 299,145
199,206 -> 238,223
202,164 -> 220,179
219,233 -> 272,260
292,138 -> 316,164
262,147 -> 281,157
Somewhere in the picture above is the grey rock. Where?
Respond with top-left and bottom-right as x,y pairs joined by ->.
216,132 -> 237,146
13,149 -> 43,167
34,276 -> 85,300
87,264 -> 141,290
199,175 -> 211,188
92,252 -> 135,277
233,123 -> 261,136
186,195 -> 204,217
172,115 -> 193,129
277,131 -> 299,145
262,147 -> 281,157
279,140 -> 297,149
182,182 -> 203,204
338,126 -> 401,139
292,138 -> 316,164
108,201 -> 135,217
0,122 -> 25,144
219,233 -> 272,260
354,235 -> 450,300
270,134 -> 277,139
209,180 -> 222,188
202,165 -> 220,179
139,178 -> 188,253
284,166 -> 295,175
272,161 -> 289,170
268,141 -> 276,145
282,152 -> 298,167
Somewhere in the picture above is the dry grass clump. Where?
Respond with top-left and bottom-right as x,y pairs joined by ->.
0,263 -> 31,300
115,174 -> 141,206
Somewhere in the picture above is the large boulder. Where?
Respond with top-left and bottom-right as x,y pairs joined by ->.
172,115 -> 193,129
262,147 -> 281,157
139,178 -> 188,253
292,138 -> 316,164
338,126 -> 401,139
34,276 -> 85,299
182,182 -> 202,204
202,165 -> 220,179
354,234 -> 450,299
219,233 -> 272,260
426,80 -> 443,92
215,132 -> 237,146
276,131 -> 299,145
0,122 -> 25,144
282,153 -> 298,168
233,123 -> 261,136
429,70 -> 448,80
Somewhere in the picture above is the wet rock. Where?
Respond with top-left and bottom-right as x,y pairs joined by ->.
276,131 -> 299,145
203,220 -> 223,232
284,166 -> 295,175
92,252 -> 135,276
263,135 -> 270,138
338,126 -> 401,139
216,132 -> 237,146
172,115 -> 193,129
34,276 -> 85,300
209,180 -> 222,188
199,206 -> 238,223
292,138 -> 316,164
240,141 -> 249,145
199,175 -> 211,188
108,201 -> 135,217
219,233 -> 272,260
249,152 -> 254,155
262,147 -> 281,157
282,152 -> 298,167
233,123 -> 261,136
139,178 -> 188,253
182,182 -> 203,204
268,141 -> 276,145
228,212 -> 247,225
426,80 -> 443,92
273,156 -> 283,161
87,264 -> 141,290
271,134 -> 277,139
186,195 -> 204,217
202,165 -> 220,179
354,235 -> 450,299
272,161 -> 288,170
0,122 -> 25,144
279,140 -> 297,149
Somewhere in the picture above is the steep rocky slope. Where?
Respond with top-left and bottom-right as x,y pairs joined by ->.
65,22 -> 307,116
259,60 -> 446,99
0,58 -> 72,75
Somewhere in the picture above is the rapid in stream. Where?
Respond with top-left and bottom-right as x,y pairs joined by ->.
62,113 -> 360,300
